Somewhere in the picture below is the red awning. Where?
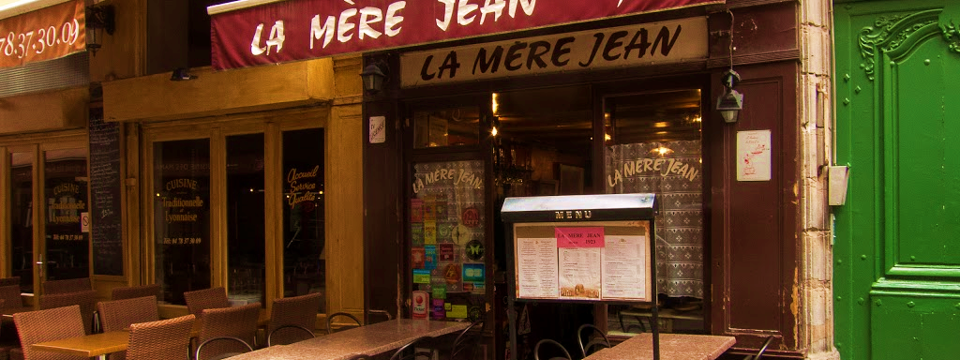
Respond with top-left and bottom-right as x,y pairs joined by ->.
210,0 -> 722,70
0,0 -> 86,69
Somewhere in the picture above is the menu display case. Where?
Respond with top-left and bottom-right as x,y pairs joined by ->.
501,193 -> 662,360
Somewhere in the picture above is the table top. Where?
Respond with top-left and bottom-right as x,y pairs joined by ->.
32,331 -> 129,358
226,319 -> 471,360
584,333 -> 736,360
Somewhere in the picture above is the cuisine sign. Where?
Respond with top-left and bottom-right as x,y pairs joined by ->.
209,0 -> 722,70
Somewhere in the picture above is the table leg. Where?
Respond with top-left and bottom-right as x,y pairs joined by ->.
97,355 -> 107,360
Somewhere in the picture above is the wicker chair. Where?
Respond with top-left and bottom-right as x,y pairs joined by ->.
12,305 -> 87,360
111,284 -> 161,301
39,289 -> 98,335
97,296 -> 161,360
326,312 -> 362,334
183,287 -> 229,319
126,315 -> 195,360
267,292 -> 321,346
41,278 -> 91,295
196,303 -> 260,360
0,284 -> 23,308
0,276 -> 20,287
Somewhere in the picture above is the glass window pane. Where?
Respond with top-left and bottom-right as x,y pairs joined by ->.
10,153 -> 33,293
413,106 -> 481,148
227,133 -> 265,306
44,148 -> 89,281
154,139 -> 211,305
282,128 -> 325,312
604,89 -> 704,335
409,160 -> 486,321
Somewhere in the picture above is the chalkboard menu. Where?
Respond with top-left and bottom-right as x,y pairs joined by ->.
89,108 -> 123,276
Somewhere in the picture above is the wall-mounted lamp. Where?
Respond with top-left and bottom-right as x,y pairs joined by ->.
716,69 -> 744,123
85,5 -> 115,56
170,68 -> 197,81
360,62 -> 388,94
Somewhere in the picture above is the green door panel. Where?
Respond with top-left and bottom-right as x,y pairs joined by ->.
888,33 -> 960,268
835,1 -> 960,359
870,295 -> 960,360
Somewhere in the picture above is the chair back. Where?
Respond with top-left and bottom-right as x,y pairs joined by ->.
744,336 -> 775,360
195,336 -> 253,360
13,305 -> 86,360
41,278 -> 91,295
184,287 -> 230,319
326,312 -> 362,334
451,319 -> 485,360
197,303 -> 260,360
268,292 -> 321,346
127,315 -> 195,360
534,339 -> 572,360
0,276 -> 20,287
389,337 -> 433,360
344,355 -> 372,360
112,284 -> 161,301
576,324 -> 610,357
97,296 -> 160,332
39,289 -> 98,334
0,284 -> 23,308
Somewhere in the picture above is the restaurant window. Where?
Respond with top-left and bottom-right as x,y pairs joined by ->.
44,148 -> 89,281
604,89 -> 705,335
10,152 -> 34,292
227,133 -> 265,305
414,105 -> 481,148
154,139 -> 211,305
282,128 -> 325,312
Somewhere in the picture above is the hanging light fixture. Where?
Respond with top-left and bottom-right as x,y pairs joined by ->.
717,69 -> 743,123
716,10 -> 744,124
360,62 -> 388,94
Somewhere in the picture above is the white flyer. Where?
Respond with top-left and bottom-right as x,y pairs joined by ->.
516,238 -> 559,299
737,130 -> 772,181
601,235 -> 647,300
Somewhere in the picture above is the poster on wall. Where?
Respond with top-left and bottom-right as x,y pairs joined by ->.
736,130 -> 772,181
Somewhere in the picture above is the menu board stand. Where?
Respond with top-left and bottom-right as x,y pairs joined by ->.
501,194 -> 659,360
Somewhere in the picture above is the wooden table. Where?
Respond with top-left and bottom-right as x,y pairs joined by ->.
584,333 -> 736,360
226,319 -> 471,360
31,331 -> 128,360
32,309 -> 273,359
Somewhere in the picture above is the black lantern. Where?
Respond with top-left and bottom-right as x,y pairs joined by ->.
716,69 -> 744,123
360,63 -> 387,94
85,5 -> 115,56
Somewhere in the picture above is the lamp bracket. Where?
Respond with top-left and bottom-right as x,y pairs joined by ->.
86,5 -> 115,35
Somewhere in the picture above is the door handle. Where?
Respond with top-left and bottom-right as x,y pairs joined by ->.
35,254 -> 43,279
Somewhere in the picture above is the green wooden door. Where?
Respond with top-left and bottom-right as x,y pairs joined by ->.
835,1 -> 960,359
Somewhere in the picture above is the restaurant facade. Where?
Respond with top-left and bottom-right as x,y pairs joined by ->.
0,0 -> 840,359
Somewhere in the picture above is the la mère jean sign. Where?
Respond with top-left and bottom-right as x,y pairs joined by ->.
209,0 -> 722,70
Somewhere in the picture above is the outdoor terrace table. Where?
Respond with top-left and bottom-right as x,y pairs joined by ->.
585,333 -> 736,360
31,330 -> 128,360
226,318 -> 471,360
30,309 -> 272,359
